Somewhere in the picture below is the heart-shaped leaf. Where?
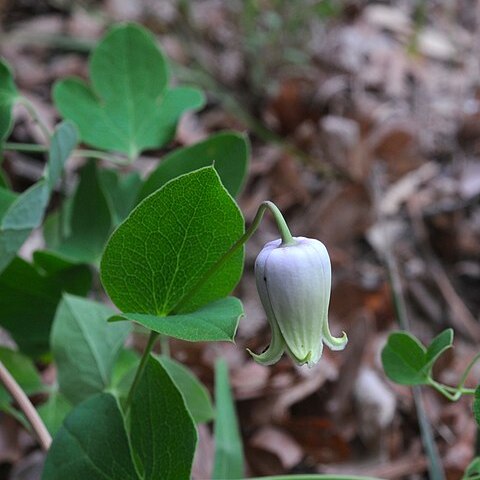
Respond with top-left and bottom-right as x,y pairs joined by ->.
54,24 -> 204,159
101,166 -> 244,316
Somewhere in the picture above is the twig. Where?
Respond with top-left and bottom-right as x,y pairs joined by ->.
0,361 -> 51,451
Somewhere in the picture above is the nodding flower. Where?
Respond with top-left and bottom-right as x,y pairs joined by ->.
248,236 -> 347,367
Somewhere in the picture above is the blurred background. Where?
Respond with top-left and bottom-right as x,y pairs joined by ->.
1,1 -> 480,479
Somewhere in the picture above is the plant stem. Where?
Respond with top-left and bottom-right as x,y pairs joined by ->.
457,352 -> 480,393
0,361 -> 52,451
125,331 -> 159,412
3,142 -> 131,166
160,336 -> 171,357
173,201 -> 294,313
18,97 -> 52,142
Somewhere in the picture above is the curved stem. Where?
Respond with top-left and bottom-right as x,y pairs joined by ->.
18,97 -> 52,142
3,142 -> 48,153
0,361 -> 51,450
125,331 -> 159,412
457,352 -> 480,392
173,201 -> 294,313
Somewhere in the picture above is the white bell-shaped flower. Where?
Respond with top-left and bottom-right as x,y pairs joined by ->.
249,237 -> 347,367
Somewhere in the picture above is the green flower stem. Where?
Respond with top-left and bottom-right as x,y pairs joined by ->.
3,142 -> 130,166
125,331 -> 159,412
18,96 -> 52,142
173,200 -> 294,313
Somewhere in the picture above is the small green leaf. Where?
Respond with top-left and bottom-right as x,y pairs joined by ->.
463,457 -> 480,479
98,168 -> 142,225
51,294 -> 131,405
0,347 -> 44,406
101,166 -> 244,316
213,358 -> 244,479
0,186 -> 17,220
42,393 -> 139,480
474,385 -> 480,427
0,60 -> 19,142
0,257 -> 91,357
37,392 -> 72,437
425,328 -> 453,372
138,132 -> 250,202
130,356 -> 197,479
0,122 -> 77,273
381,331 -> 428,385
158,356 -> 214,424
55,160 -> 112,263
110,297 -> 243,343
54,24 -> 204,158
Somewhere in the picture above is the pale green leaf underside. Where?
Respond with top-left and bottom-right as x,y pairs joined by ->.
53,24 -> 204,158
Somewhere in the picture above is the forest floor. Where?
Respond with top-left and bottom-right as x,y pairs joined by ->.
1,1 -> 480,479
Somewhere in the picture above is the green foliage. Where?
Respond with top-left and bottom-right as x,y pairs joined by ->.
0,257 -> 91,358
129,356 -> 197,479
0,60 -> 18,142
0,122 -> 77,273
55,160 -> 112,263
110,297 -> 243,343
138,132 -> 250,201
158,356 -> 214,424
0,347 -> 44,406
464,457 -> 480,479
382,329 -> 453,385
213,358 -> 244,479
473,386 -> 480,427
54,24 -> 204,159
101,166 -> 244,316
42,393 -> 140,480
51,294 -> 131,405
37,393 -> 72,436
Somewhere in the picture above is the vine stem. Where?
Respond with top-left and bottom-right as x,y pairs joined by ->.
173,200 -> 295,313
0,361 -> 52,450
125,331 -> 159,412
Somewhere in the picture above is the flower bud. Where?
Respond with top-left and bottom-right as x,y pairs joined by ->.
249,237 -> 347,367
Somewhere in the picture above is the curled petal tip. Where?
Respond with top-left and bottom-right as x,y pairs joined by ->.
323,325 -> 348,351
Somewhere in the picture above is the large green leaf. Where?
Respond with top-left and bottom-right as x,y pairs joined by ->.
0,60 -> 19,142
0,186 -> 17,220
51,294 -> 131,405
0,122 -> 77,273
130,356 -> 197,480
110,297 -> 243,343
55,160 -> 112,263
213,358 -> 244,479
158,356 -> 214,424
54,24 -> 204,159
42,393 -> 139,480
101,166 -> 244,315
138,132 -> 249,202
0,257 -> 91,358
381,330 -> 454,386
37,392 -> 72,437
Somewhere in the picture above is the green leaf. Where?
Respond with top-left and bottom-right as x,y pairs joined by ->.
474,385 -> 480,427
158,356 -> 214,424
130,355 -> 197,480
463,457 -> 480,479
138,132 -> 250,202
55,160 -> 112,263
101,166 -> 244,315
51,294 -> 131,405
212,358 -> 244,479
53,24 -> 204,158
0,60 -> 19,142
37,392 -> 72,437
110,297 -> 243,343
45,121 -> 78,191
42,393 -> 139,480
381,331 -> 428,385
0,257 -> 91,357
98,168 -> 142,225
0,186 -> 17,220
425,328 -> 453,371
0,122 -> 77,273
0,347 -> 44,406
